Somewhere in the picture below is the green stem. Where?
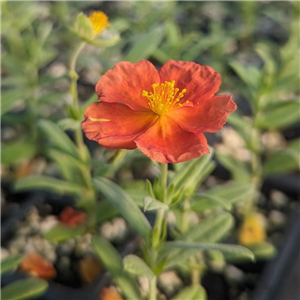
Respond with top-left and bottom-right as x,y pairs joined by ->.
181,198 -> 190,233
191,268 -> 200,286
69,42 -> 86,110
69,42 -> 88,159
148,276 -> 157,300
152,208 -> 165,249
160,163 -> 168,203
68,42 -> 94,193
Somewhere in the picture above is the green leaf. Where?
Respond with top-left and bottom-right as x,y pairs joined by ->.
44,224 -> 86,242
122,188 -> 145,207
191,193 -> 232,212
216,152 -> 251,183
14,176 -> 84,197
58,118 -> 80,131
256,100 -> 300,129
1,89 -> 25,115
229,60 -> 262,90
93,177 -> 151,238
226,112 -> 252,147
1,140 -> 36,165
96,201 -> 119,223
224,242 -> 276,263
123,254 -> 154,279
143,196 -> 169,212
170,151 -> 213,197
73,12 -> 95,41
247,242 -> 276,260
204,182 -> 256,205
1,254 -> 23,275
38,119 -> 79,159
124,25 -> 165,62
171,285 -> 207,300
46,149 -> 86,185
92,237 -> 142,300
1,278 -> 48,300
178,213 -> 234,243
263,148 -> 299,175
165,242 -> 254,261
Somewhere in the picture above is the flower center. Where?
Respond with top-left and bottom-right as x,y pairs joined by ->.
142,81 -> 189,115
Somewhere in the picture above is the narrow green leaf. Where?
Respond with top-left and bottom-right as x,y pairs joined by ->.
44,224 -> 86,242
229,60 -> 262,89
96,201 -> 119,223
1,278 -> 48,300
165,242 -> 254,261
191,193 -> 232,212
247,242 -> 276,260
58,118 -> 80,131
14,176 -> 84,197
256,100 -> 300,129
124,25 -> 165,62
46,149 -> 85,184
123,254 -> 154,279
226,112 -> 252,147
92,237 -> 142,300
1,254 -> 23,275
93,177 -> 151,238
143,196 -> 169,212
146,179 -> 155,199
205,182 -> 256,205
178,213 -> 234,243
1,140 -> 36,165
38,119 -> 79,159
171,285 -> 207,300
1,89 -> 25,115
224,242 -> 276,263
216,152 -> 251,183
170,151 -> 213,196
263,148 -> 299,175
122,189 -> 145,207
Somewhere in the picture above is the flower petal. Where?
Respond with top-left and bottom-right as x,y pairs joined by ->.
135,116 -> 209,163
159,60 -> 221,106
168,95 -> 237,133
96,60 -> 160,111
82,102 -> 158,149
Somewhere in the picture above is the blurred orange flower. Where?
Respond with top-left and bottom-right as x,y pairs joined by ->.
100,286 -> 124,300
82,60 -> 236,163
20,252 -> 56,280
238,212 -> 266,246
79,255 -> 102,284
59,206 -> 86,227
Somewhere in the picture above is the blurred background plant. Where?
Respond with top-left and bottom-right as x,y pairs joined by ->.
1,1 -> 299,300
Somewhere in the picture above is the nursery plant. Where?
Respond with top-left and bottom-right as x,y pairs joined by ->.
1,2 -> 299,300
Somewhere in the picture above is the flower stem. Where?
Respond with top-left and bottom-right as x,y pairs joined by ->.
160,163 -> 168,203
68,41 -> 95,213
148,276 -> 157,300
68,42 -> 87,161
69,42 -> 86,111
152,208 -> 165,249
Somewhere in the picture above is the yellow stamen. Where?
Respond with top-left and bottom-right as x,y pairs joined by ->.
142,81 -> 188,115
89,117 -> 110,122
88,11 -> 110,36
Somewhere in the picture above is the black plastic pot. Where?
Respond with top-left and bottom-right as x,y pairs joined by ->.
250,206 -> 300,300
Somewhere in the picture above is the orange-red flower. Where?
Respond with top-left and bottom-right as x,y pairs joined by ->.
20,252 -> 56,280
82,60 -> 236,163
59,206 -> 86,227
